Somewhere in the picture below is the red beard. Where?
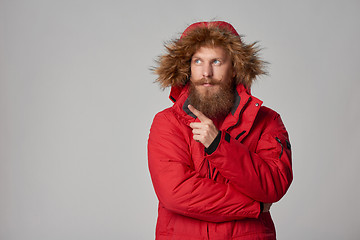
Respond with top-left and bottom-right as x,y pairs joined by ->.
188,78 -> 235,119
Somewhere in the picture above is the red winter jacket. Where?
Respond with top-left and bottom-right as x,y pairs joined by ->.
148,84 -> 292,240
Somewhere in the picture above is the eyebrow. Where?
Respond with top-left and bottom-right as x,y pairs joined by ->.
192,56 -> 225,61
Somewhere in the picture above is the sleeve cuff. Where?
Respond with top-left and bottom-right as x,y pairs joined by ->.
205,131 -> 222,155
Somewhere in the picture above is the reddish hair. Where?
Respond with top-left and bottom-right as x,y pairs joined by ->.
153,21 -> 266,89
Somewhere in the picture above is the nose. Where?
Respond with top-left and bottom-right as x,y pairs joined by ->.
202,63 -> 213,78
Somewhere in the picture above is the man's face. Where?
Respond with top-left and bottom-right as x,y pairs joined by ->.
189,46 -> 236,119
190,46 -> 235,97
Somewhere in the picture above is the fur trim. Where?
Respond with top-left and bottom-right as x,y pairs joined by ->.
153,22 -> 266,90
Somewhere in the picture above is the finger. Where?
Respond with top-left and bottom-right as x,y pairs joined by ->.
191,128 -> 204,135
189,122 -> 203,129
188,105 -> 209,122
192,134 -> 204,143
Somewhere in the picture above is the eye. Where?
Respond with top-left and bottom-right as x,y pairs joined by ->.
213,59 -> 221,65
193,59 -> 201,64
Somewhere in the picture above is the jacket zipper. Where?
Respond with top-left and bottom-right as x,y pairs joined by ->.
207,158 -> 220,181
275,137 -> 283,159
226,97 -> 251,132
207,159 -> 211,178
205,97 -> 252,183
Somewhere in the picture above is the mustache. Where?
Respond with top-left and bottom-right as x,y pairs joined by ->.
192,78 -> 221,85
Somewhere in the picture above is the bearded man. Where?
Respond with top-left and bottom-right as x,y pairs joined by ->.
148,21 -> 293,240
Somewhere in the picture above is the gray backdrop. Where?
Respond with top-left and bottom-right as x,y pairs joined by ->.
1,0 -> 359,239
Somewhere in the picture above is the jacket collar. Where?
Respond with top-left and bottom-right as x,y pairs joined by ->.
170,84 -> 263,139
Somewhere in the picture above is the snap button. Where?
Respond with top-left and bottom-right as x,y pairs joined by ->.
255,103 -> 259,107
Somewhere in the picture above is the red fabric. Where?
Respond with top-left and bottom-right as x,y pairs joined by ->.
181,21 -> 240,39
148,84 -> 293,239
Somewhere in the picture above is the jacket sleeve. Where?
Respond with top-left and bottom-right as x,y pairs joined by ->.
148,111 -> 261,223
206,113 -> 293,203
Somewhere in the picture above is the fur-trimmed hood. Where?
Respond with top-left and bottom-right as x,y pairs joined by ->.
153,21 -> 266,102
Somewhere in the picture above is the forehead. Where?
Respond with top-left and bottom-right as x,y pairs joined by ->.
192,46 -> 230,59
